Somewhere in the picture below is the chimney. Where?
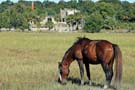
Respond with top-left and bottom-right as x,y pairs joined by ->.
32,1 -> 34,11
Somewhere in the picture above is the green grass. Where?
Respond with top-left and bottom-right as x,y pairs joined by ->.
0,32 -> 135,90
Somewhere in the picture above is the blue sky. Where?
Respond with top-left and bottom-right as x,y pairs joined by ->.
0,0 -> 135,3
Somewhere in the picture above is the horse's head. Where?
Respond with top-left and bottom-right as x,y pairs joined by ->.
58,62 -> 70,85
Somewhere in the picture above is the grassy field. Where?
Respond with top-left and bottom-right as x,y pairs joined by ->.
0,32 -> 134,90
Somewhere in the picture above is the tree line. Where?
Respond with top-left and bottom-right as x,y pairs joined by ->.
0,0 -> 135,32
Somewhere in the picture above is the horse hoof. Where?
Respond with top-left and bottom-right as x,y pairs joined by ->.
81,80 -> 84,85
89,80 -> 92,86
81,82 -> 84,85
103,85 -> 109,89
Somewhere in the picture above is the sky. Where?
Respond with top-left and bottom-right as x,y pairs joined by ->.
0,0 -> 135,3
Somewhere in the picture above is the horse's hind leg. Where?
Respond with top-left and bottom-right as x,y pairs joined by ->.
77,60 -> 84,85
101,63 -> 113,89
85,63 -> 92,85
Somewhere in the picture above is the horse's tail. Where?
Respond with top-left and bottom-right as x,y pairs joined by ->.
113,44 -> 122,89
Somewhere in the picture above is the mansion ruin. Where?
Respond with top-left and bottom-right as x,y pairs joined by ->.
29,8 -> 85,32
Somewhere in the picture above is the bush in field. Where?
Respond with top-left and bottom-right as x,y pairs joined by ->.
83,13 -> 103,33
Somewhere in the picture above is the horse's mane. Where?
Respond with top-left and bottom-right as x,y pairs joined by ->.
73,37 -> 91,45
61,37 -> 91,63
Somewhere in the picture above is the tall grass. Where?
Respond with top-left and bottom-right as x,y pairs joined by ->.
0,32 -> 134,90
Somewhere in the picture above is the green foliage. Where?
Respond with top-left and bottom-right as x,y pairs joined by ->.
99,0 -> 120,3
0,0 -> 135,32
45,21 -> 54,30
66,13 -> 82,24
78,1 -> 95,14
0,13 -> 10,28
102,17 -> 117,30
94,2 -> 116,19
84,13 -> 103,33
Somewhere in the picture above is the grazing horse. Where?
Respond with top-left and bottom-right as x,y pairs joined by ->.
58,37 -> 122,89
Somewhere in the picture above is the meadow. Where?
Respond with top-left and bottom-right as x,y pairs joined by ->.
0,32 -> 134,90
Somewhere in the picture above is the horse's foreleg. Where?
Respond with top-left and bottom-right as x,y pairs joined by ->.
78,60 -> 84,85
101,63 -> 113,89
85,63 -> 92,85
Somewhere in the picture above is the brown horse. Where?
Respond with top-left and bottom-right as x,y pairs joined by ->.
58,37 -> 122,89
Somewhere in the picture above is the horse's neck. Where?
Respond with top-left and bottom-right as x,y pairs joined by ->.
62,50 -> 73,68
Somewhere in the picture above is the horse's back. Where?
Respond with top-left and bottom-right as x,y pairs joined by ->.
83,40 -> 114,64
83,40 -> 97,63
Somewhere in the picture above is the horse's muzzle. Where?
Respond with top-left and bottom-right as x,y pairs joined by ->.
58,78 -> 67,85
